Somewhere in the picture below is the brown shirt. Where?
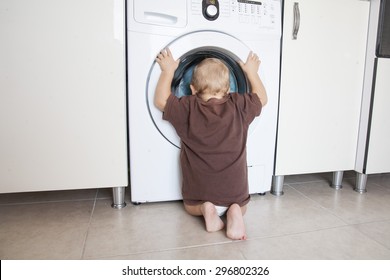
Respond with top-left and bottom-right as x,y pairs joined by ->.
163,93 -> 262,207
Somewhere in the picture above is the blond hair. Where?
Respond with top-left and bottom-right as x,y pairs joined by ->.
191,58 -> 230,96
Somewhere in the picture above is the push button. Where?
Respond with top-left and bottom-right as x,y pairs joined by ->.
206,5 -> 218,17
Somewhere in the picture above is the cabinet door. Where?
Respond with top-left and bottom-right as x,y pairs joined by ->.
0,0 -> 128,192
275,0 -> 369,175
366,59 -> 390,174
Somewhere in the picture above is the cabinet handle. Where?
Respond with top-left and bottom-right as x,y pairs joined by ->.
293,2 -> 300,40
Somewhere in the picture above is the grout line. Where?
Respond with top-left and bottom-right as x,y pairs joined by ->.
286,183 -> 352,226
241,225 -> 350,246
83,241 -> 237,260
86,224 -> 366,260
80,189 -> 99,260
351,221 -> 390,252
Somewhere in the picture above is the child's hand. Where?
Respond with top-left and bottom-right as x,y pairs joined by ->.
239,51 -> 261,77
156,48 -> 180,74
154,48 -> 180,111
239,51 -> 267,106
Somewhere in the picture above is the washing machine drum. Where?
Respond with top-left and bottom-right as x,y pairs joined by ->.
171,47 -> 248,98
147,31 -> 253,148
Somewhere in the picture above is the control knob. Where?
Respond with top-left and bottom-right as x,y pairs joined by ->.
202,0 -> 219,21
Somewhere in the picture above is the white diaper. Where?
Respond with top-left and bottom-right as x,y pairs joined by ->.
215,205 -> 228,216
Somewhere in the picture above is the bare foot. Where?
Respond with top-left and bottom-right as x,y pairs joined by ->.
226,204 -> 247,240
201,202 -> 225,232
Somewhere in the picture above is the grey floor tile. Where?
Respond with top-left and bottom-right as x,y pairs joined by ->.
83,199 -> 230,259
283,172 -> 333,184
245,186 -> 346,239
0,200 -> 94,259
96,188 -> 116,200
354,220 -> 390,250
290,180 -> 390,224
283,171 -> 356,185
367,173 -> 390,191
237,226 -> 390,260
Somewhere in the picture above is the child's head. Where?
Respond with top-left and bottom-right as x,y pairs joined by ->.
190,58 -> 230,97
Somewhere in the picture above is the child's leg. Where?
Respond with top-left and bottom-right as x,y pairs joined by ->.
226,204 -> 247,240
184,202 -> 225,233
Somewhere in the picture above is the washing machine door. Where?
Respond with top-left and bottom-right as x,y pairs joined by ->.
147,31 -> 254,148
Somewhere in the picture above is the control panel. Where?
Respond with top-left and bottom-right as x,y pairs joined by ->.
129,0 -> 281,38
194,0 -> 280,32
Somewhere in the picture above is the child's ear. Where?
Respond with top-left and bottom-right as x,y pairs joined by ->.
190,84 -> 197,95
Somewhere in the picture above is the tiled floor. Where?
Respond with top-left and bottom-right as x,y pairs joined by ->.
1,172 -> 390,260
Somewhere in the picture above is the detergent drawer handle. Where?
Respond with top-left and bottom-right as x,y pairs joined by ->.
292,2 -> 300,40
144,12 -> 178,25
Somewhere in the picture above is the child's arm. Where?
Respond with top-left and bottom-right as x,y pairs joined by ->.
154,48 -> 180,112
239,51 -> 268,106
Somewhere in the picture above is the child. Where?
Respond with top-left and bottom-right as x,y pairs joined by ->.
155,48 -> 267,240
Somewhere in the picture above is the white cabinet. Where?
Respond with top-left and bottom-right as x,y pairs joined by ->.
355,0 -> 390,177
353,0 -> 390,194
274,0 -> 370,178
365,59 -> 390,174
0,0 -> 128,193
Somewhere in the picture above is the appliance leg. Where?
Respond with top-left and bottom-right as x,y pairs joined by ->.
111,186 -> 127,209
330,171 -> 343,190
354,173 -> 368,194
271,175 -> 285,196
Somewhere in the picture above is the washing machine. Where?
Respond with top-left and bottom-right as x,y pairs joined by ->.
128,0 -> 281,203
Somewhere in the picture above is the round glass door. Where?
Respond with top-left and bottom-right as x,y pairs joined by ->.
147,31 -> 255,148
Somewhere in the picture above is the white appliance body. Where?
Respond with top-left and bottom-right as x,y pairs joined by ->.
128,0 -> 281,203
